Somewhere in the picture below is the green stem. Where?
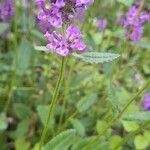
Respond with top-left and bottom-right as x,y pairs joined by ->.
39,57 -> 66,150
4,0 -> 18,113
58,59 -> 75,129
82,79 -> 150,150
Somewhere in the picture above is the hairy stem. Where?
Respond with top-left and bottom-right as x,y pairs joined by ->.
39,57 -> 66,150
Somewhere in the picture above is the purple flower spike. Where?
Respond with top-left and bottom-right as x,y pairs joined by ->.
45,24 -> 86,56
119,4 -> 150,42
0,0 -> 14,22
96,19 -> 108,32
36,0 -> 94,30
143,92 -> 150,111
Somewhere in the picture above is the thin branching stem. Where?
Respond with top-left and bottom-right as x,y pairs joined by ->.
83,79 -> 150,150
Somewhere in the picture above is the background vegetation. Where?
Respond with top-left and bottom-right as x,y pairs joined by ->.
0,0 -> 150,149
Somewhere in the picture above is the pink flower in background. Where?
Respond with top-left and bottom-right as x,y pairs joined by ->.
119,4 -> 150,42
143,92 -> 150,111
96,19 -> 108,32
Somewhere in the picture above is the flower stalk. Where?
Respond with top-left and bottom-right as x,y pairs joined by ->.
39,57 -> 66,150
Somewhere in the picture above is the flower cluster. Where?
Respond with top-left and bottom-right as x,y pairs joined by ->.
45,24 -> 86,56
36,0 -> 93,31
119,4 -> 150,42
36,0 -> 94,56
0,0 -> 14,22
143,92 -> 150,111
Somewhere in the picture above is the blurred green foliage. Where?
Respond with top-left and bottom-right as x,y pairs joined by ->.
0,0 -> 150,150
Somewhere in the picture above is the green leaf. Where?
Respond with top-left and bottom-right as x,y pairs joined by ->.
43,129 -> 76,150
110,135 -> 122,150
73,52 -> 120,64
34,45 -> 49,52
31,29 -> 45,41
72,137 -> 109,150
144,131 -> 150,143
17,39 -> 33,75
77,93 -> 98,113
37,105 -> 54,128
107,82 -> 120,112
134,135 -> 149,150
96,120 -> 112,135
14,103 -> 32,119
134,40 -> 150,49
0,23 -> 9,34
70,119 -> 85,137
122,121 -> 139,132
123,112 -> 150,122
0,113 -> 7,132
117,0 -> 134,6
12,118 -> 30,139
15,139 -> 30,150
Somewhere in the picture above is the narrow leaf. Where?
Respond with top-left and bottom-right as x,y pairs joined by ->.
73,52 -> 120,64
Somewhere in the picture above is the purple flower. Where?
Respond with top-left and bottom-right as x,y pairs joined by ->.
0,0 -> 14,22
36,0 -> 94,29
36,17 -> 54,33
44,24 -> 86,56
143,92 -> 150,111
119,4 -> 150,42
96,19 -> 108,32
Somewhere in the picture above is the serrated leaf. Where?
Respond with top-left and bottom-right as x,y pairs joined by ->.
107,82 -> 120,112
73,52 -> 120,64
77,93 -> 98,113
0,113 -> 7,132
123,112 -> 150,122
43,129 -> 76,150
0,23 -> 9,34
